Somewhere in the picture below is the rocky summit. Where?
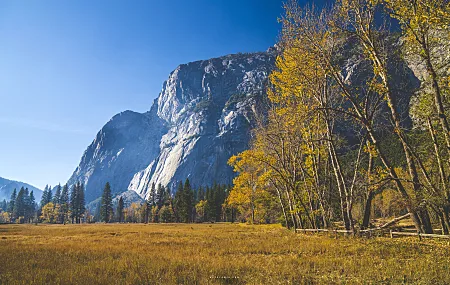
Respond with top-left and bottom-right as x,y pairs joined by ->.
68,49 -> 276,202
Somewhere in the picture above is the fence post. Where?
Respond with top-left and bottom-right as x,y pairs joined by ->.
390,230 -> 393,239
417,231 -> 422,241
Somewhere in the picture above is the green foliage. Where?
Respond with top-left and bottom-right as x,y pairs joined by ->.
100,182 -> 113,223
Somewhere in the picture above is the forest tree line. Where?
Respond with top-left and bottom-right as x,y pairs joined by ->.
226,0 -> 450,234
0,183 -> 86,224
0,180 -> 235,225
96,180 -> 235,224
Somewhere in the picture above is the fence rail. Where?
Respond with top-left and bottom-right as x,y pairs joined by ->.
390,231 -> 450,240
296,229 -> 353,234
296,228 -> 450,240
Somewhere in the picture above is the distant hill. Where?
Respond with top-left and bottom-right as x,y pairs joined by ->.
0,177 -> 43,202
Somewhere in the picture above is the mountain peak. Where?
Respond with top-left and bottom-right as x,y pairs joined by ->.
68,50 -> 275,202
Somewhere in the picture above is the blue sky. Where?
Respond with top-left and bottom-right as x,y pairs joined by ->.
0,0 -> 323,189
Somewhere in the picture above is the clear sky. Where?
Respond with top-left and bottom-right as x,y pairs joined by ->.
0,0 -> 324,189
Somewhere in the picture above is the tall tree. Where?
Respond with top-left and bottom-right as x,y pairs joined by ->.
40,185 -> 49,209
7,189 -> 16,215
77,182 -> 86,223
174,181 -> 184,222
60,184 -> 70,224
13,187 -> 25,222
149,182 -> 156,206
70,183 -> 80,224
100,182 -> 113,223
183,179 -> 194,223
27,190 -> 36,223
117,196 -> 124,223
53,184 -> 62,206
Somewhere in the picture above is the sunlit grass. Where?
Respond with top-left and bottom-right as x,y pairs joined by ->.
1,223 -> 450,284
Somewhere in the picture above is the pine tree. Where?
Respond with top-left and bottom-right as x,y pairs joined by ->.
163,186 -> 171,207
100,182 -> 113,223
174,181 -> 184,222
23,189 -> 36,223
40,186 -> 48,209
46,186 -> 53,206
13,187 -> 25,222
157,184 -> 165,208
8,189 -> 16,214
53,184 -> 61,206
183,179 -> 194,223
70,184 -> 78,224
117,197 -> 124,223
0,199 -> 7,211
150,182 -> 156,206
77,182 -> 86,223
60,184 -> 69,224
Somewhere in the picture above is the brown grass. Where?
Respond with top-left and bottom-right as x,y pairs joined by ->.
0,223 -> 450,284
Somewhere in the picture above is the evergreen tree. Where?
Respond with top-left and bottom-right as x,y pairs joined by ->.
174,181 -> 184,222
183,179 -> 194,223
150,182 -> 156,206
117,197 -> 124,223
70,184 -> 78,223
0,199 -> 7,211
53,184 -> 61,206
26,189 -> 36,222
144,198 -> 151,223
100,182 -> 113,223
77,182 -> 86,223
40,186 -> 48,208
163,186 -> 171,207
8,189 -> 16,214
60,184 -> 69,224
157,183 -> 165,208
13,187 -> 25,222
47,186 -> 52,205
198,186 -> 205,202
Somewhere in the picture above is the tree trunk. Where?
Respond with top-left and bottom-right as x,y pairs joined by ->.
362,191 -> 374,230
275,186 -> 289,229
285,187 -> 297,231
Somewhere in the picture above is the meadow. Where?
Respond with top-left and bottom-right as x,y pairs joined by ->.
1,223 -> 450,284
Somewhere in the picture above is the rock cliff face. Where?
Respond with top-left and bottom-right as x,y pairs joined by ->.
68,50 -> 276,201
68,107 -> 166,202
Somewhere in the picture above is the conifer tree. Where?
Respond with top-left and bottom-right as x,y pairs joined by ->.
117,196 -> 124,223
8,189 -> 16,214
174,181 -> 184,222
100,182 -> 113,223
60,184 -> 69,224
46,186 -> 53,205
183,179 -> 194,223
77,182 -> 86,223
143,198 -> 151,223
0,199 -> 7,212
53,184 -> 61,206
70,184 -> 78,223
40,186 -> 49,209
26,190 -> 36,222
13,187 -> 25,222
157,184 -> 165,208
150,182 -> 156,206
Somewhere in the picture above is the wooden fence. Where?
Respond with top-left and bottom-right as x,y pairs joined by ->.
296,228 -> 450,240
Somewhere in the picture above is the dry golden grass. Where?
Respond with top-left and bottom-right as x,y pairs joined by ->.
0,223 -> 450,284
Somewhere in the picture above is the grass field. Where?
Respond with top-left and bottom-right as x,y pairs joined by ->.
1,223 -> 450,284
